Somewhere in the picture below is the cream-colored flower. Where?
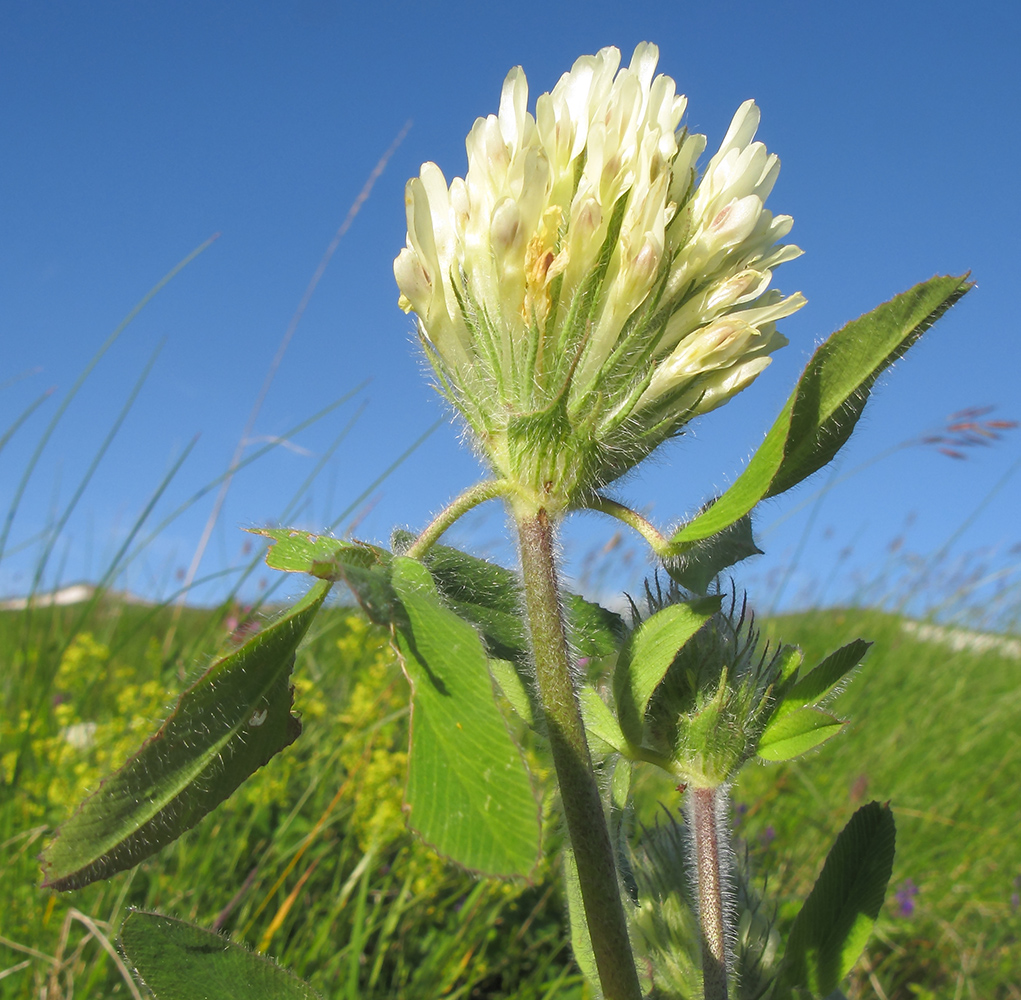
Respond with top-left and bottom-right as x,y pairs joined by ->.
395,44 -> 803,513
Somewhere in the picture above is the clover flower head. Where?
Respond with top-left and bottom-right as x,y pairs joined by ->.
395,44 -> 804,515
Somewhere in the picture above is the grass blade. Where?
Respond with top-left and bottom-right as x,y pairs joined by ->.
0,233 -> 219,566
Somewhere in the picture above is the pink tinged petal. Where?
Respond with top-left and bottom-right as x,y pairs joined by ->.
393,247 -> 432,313
652,319 -> 759,393
694,355 -> 773,414
690,318 -> 759,368
623,236 -> 663,299
707,269 -> 772,312
710,195 -> 763,248
491,198 -> 523,256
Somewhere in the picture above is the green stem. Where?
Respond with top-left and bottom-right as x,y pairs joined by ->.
690,785 -> 729,1000
516,509 -> 642,1000
587,494 -> 671,558
405,479 -> 511,559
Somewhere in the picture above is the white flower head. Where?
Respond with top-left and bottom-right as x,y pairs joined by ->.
395,44 -> 804,514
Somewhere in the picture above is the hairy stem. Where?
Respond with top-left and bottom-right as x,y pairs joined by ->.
587,494 -> 671,557
405,479 -> 511,559
516,509 -> 642,1000
691,785 -> 730,1000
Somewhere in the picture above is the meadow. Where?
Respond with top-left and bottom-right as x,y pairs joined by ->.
1,585 -> 1018,999
1,236 -> 1018,1000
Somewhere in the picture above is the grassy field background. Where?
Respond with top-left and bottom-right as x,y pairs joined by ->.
1,588 -> 1018,999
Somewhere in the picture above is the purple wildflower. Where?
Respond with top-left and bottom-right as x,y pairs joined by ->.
893,878 -> 919,918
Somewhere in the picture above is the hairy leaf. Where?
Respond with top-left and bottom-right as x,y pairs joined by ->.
669,275 -> 972,546
41,582 -> 329,890
489,658 -> 534,725
613,597 -> 721,745
665,512 -> 762,594
776,640 -> 870,718
780,802 -> 896,995
391,557 -> 541,878
253,527 -> 384,576
413,537 -> 624,660
120,911 -> 321,1000
579,685 -> 629,755
757,707 -> 846,763
264,527 -> 624,661
767,275 -> 971,498
255,527 -> 401,624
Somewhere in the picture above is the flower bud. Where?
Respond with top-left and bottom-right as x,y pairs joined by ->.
640,594 -> 785,788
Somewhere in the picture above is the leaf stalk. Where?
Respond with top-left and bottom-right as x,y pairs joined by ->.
405,480 -> 512,559
587,494 -> 672,557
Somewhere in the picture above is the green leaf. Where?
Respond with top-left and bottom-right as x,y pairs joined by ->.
404,534 -> 623,661
669,275 -> 972,546
119,910 -> 322,1000
565,593 -> 627,660
267,527 -> 625,665
667,399 -> 792,545
489,658 -> 535,725
776,640 -> 870,718
610,756 -> 632,812
254,527 -> 402,625
579,685 -> 629,755
779,802 -> 896,995
253,527 -> 385,576
767,275 -> 971,498
757,707 -> 846,762
391,557 -> 541,878
41,582 -> 330,890
613,597 -> 721,745
665,511 -> 762,594
399,534 -> 528,660
778,644 -> 805,684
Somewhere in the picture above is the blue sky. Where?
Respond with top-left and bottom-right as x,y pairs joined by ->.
2,1 -> 1019,619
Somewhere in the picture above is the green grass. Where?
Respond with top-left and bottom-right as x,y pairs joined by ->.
0,600 -> 583,1000
2,596 -> 1019,999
